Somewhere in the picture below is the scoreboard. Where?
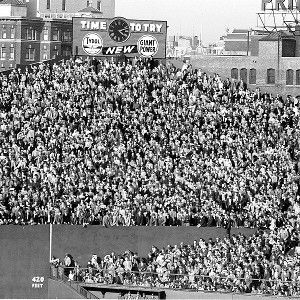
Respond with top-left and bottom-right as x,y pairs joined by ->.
73,17 -> 167,59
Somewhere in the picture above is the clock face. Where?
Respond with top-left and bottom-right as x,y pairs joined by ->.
108,18 -> 130,43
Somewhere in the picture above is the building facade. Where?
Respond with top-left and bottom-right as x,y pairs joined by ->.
0,16 -> 72,70
0,0 -> 115,71
192,31 -> 300,96
167,35 -> 202,58
26,0 -> 115,19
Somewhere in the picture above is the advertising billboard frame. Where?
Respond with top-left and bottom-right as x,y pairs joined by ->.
72,16 -> 167,60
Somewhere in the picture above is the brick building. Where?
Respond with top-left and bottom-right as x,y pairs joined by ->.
223,28 -> 270,56
0,0 -> 115,71
192,28 -> 300,96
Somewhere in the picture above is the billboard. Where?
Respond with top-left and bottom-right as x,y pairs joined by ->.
261,0 -> 300,11
73,17 -> 167,59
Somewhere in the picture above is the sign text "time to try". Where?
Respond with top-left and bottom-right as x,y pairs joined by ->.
80,21 -> 163,33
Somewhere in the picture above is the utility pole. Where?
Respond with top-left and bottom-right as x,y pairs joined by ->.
277,33 -> 281,87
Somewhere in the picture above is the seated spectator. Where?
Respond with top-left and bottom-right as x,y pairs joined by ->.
0,58 -> 300,234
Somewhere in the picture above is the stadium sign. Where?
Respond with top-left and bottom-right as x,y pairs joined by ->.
80,20 -> 164,33
73,17 -> 167,59
262,0 -> 300,11
137,35 -> 159,57
82,33 -> 103,55
102,45 -> 138,55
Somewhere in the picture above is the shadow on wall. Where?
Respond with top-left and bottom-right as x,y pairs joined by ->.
51,226 -> 257,265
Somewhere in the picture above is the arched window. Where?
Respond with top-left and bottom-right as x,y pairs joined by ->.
267,68 -> 275,84
240,68 -> 247,83
249,68 -> 256,84
286,69 -> 294,85
231,68 -> 238,80
296,70 -> 300,85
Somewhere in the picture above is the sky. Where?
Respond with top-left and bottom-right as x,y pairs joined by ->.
115,0 -> 263,44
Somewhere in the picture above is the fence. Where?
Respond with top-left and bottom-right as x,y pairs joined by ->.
50,265 -> 300,298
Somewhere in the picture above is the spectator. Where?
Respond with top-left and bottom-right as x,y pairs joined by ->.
0,56 -> 300,234
59,226 -> 300,296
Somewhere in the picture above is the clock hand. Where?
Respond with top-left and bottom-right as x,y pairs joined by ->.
118,30 -> 128,37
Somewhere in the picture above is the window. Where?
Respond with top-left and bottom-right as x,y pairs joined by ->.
0,46 -> 6,60
2,26 -> 7,39
52,46 -> 59,59
25,28 -> 36,40
11,26 -> 15,39
46,0 -> 50,9
240,68 -> 247,83
286,69 -> 294,85
249,68 -> 256,84
62,46 -> 72,57
97,0 -> 101,11
25,28 -> 30,40
267,68 -> 275,84
9,45 -> 14,60
25,47 -> 35,61
63,30 -> 71,41
62,0 -> 66,11
52,28 -> 59,41
231,68 -> 238,80
296,70 -> 300,85
43,28 -> 49,41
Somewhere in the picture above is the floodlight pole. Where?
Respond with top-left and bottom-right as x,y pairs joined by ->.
277,34 -> 281,86
49,223 -> 53,262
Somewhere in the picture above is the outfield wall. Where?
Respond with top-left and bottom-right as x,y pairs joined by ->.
48,279 -> 84,299
0,226 -> 256,299
0,226 -> 50,299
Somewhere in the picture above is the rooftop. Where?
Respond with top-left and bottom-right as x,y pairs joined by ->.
78,6 -> 102,13
232,29 -> 250,34
0,0 -> 26,6
259,30 -> 295,41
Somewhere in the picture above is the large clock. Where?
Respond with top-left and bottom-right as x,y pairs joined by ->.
108,18 -> 130,43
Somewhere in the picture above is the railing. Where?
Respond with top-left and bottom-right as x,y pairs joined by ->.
38,12 -> 99,20
38,12 -> 75,20
50,265 -> 300,297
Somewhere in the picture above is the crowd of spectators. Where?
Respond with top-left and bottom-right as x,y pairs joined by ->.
52,225 -> 300,296
1,56 -> 300,229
